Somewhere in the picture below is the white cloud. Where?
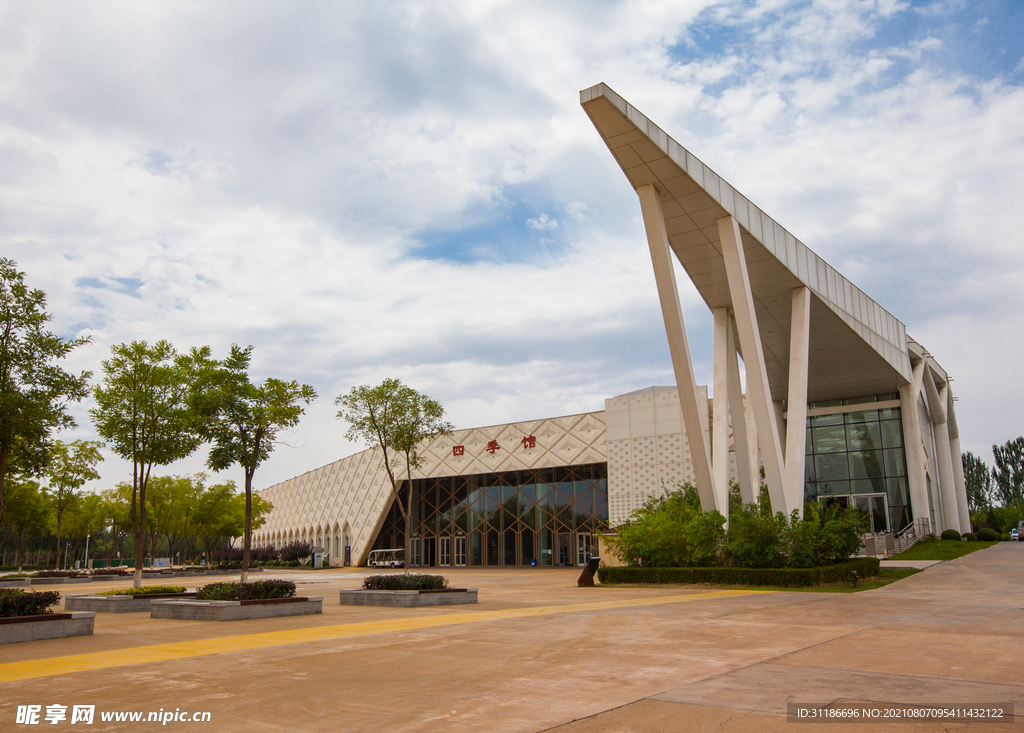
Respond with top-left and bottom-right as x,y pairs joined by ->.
1,0 -> 1021,488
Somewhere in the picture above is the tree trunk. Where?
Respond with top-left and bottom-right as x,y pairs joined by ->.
242,469 -> 253,584
404,455 -> 415,576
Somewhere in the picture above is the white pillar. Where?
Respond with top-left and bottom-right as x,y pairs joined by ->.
785,286 -> 811,516
713,308 -> 731,517
726,317 -> 756,504
947,393 -> 971,533
900,360 -> 929,529
744,385 -> 760,496
637,184 -> 718,511
924,366 -> 960,534
717,215 -> 791,515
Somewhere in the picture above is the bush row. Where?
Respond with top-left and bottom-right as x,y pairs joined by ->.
97,586 -> 187,596
0,589 -> 62,617
597,558 -> 881,588
363,574 -> 449,591
195,580 -> 296,601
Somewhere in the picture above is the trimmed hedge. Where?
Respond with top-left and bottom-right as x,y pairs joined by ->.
97,586 -> 187,596
940,529 -> 961,541
195,580 -> 296,601
976,528 -> 1000,541
0,589 -> 62,617
596,558 -> 881,588
363,574 -> 449,591
91,569 -> 131,576
962,532 -> 977,541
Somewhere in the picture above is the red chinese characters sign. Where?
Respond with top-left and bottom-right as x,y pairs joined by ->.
521,435 -> 536,449
486,440 -> 501,454
452,445 -> 465,457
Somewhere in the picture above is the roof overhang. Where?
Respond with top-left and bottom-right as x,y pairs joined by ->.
581,83 -> 912,403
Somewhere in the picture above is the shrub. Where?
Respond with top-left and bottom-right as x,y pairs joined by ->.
976,528 -> 1000,541
279,542 -> 312,563
195,580 -> 296,601
363,574 -> 449,591
962,532 -> 977,541
611,485 -> 725,567
597,558 -> 880,588
0,589 -> 62,617
31,570 -> 85,578
1002,533 -> 1011,541
940,529 -> 962,541
97,586 -> 187,596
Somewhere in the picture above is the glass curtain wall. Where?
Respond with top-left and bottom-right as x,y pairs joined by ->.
803,397 -> 911,532
369,463 -> 609,567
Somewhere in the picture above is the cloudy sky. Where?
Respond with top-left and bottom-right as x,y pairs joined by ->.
3,0 -> 1022,492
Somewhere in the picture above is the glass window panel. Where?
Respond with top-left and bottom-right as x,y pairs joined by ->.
845,409 -> 878,424
805,455 -> 816,483
538,528 -> 552,565
593,483 -> 609,522
816,480 -> 850,496
536,483 -> 552,510
810,413 -> 844,426
470,532 -> 482,566
520,483 -> 535,504
886,477 -> 909,507
575,487 -> 594,516
504,528 -> 516,565
805,427 -> 814,453
851,479 -> 883,494
812,425 -> 847,453
501,484 -> 516,506
889,504 -> 911,533
878,407 -> 901,420
484,486 -> 500,514
883,448 -> 905,478
849,449 -> 884,480
486,530 -> 500,566
521,530 -> 534,565
815,453 -> 850,481
871,495 -> 888,532
846,423 -> 881,451
880,420 -> 903,449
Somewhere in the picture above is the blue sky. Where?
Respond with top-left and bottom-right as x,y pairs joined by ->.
1,0 -> 1021,490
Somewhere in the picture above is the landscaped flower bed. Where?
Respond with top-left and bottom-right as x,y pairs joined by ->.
0,589 -> 95,644
150,580 -> 321,621
65,586 -> 195,613
339,574 -> 477,607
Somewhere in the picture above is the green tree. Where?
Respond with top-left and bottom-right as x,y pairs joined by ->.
99,485 -> 132,566
963,451 -> 993,515
0,258 -> 91,525
90,341 -> 206,587
0,477 -> 48,570
62,492 -> 105,569
609,485 -> 725,567
992,437 -> 1024,506
45,439 -> 104,569
336,379 -> 452,572
192,481 -> 272,567
194,344 -> 315,582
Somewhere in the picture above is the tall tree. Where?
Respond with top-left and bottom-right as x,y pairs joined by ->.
0,477 -> 48,570
99,485 -> 132,566
992,437 -> 1024,506
91,341 -> 206,587
962,451 -> 994,515
45,439 -> 104,569
194,345 -> 315,582
336,379 -> 452,572
0,258 -> 91,525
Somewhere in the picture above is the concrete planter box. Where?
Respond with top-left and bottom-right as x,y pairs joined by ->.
339,588 -> 478,607
0,612 -> 96,645
30,577 -> 92,585
65,592 -> 197,613
88,575 -> 132,582
0,578 -> 31,588
150,596 -> 322,621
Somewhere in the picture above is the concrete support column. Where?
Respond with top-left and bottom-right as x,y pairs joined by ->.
924,366 -> 960,534
785,286 -> 811,516
900,361 -> 929,529
947,390 -> 971,533
726,317 -> 756,504
637,184 -> 717,511
713,307 -> 731,518
717,215 -> 791,515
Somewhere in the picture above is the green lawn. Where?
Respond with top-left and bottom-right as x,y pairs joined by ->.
889,538 -> 1000,561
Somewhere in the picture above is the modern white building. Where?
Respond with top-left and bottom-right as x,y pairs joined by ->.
253,84 -> 969,567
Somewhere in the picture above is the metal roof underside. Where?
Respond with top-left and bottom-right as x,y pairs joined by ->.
581,83 -> 912,404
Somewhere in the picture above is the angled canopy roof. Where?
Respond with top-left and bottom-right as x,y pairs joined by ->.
581,83 -> 912,403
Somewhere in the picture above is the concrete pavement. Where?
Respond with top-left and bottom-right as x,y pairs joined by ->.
0,543 -> 1021,731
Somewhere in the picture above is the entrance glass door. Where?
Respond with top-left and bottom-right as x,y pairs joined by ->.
439,537 -> 450,567
820,493 -> 890,533
454,536 -> 466,567
576,533 -> 592,566
410,538 -> 421,567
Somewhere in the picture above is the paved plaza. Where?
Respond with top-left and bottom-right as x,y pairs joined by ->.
1,543 -> 1022,731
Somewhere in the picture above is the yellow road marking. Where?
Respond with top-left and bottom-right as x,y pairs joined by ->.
1,589 -> 769,684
